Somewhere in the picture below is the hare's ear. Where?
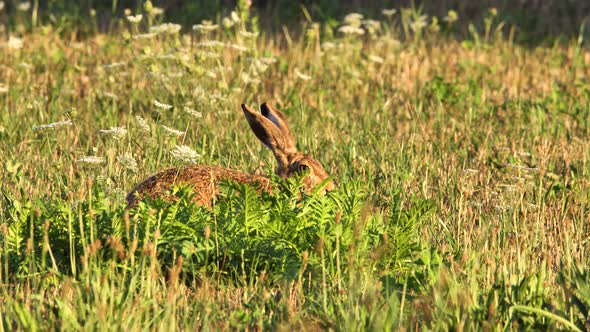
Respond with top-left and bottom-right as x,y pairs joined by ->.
260,102 -> 296,151
242,104 -> 296,163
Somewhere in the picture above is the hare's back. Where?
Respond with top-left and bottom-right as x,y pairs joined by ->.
126,165 -> 270,208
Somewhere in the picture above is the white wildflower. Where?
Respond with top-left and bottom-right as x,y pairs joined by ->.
295,69 -> 312,81
17,1 -> 30,11
230,11 -> 240,23
184,106 -> 202,118
103,61 -> 126,69
494,205 -> 507,212
368,54 -> 384,64
362,19 -> 381,34
230,43 -> 248,52
102,91 -> 118,99
344,13 -> 363,27
126,14 -> 143,24
198,51 -> 220,59
198,40 -> 225,48
0,83 -> 7,94
239,30 -> 258,38
99,126 -> 128,140
222,17 -> 234,29
338,25 -> 365,35
321,42 -> 336,50
117,153 -> 138,172
6,36 -> 23,50
77,156 -> 105,164
209,92 -> 223,101
410,15 -> 428,33
155,53 -> 175,60
253,59 -> 268,73
150,23 -> 181,34
379,36 -> 401,49
32,120 -> 72,131
462,169 -> 479,175
170,145 -> 201,164
205,70 -> 217,79
153,99 -> 173,110
241,72 -> 260,85
193,86 -> 205,99
161,124 -> 185,137
135,115 -> 151,132
192,23 -> 219,32
382,9 -> 397,17
108,187 -> 127,201
18,62 -> 32,69
168,71 -> 183,78
133,33 -> 157,40
260,56 -> 277,65
151,7 -> 164,16
178,52 -> 191,62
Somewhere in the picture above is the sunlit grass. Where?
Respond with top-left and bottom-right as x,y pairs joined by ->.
1,2 -> 589,330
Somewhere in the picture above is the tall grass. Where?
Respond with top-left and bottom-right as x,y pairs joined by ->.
1,2 -> 589,330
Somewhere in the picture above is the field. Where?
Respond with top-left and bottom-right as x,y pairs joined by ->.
1,1 -> 590,330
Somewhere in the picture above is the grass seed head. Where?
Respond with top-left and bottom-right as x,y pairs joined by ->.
32,120 -> 72,131
295,69 -> 312,81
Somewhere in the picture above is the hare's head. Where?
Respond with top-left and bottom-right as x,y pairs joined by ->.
242,103 -> 335,194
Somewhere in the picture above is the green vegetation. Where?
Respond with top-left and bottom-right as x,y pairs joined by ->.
1,1 -> 589,330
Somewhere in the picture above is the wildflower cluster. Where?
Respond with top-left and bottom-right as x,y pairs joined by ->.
99,127 -> 128,140
150,23 -> 182,35
170,145 -> 201,164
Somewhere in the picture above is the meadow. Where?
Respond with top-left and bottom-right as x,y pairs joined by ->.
1,1 -> 589,330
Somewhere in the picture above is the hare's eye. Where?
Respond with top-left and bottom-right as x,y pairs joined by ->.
297,164 -> 310,173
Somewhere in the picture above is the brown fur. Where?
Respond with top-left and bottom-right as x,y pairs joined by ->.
126,165 -> 272,208
126,102 -> 334,209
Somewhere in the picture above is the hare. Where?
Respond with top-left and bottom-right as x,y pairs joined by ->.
126,103 -> 334,208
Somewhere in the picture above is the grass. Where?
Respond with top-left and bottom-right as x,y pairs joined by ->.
1,2 -> 590,331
